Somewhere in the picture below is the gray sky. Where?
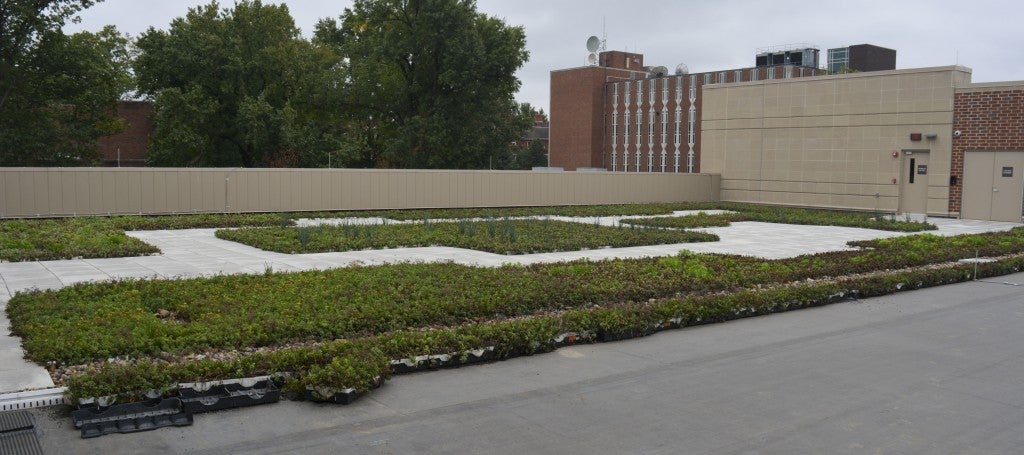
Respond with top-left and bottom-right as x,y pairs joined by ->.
65,0 -> 1024,114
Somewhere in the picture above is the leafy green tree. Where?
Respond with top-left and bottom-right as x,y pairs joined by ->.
0,1 -> 132,166
316,0 -> 531,169
520,137 -> 548,169
135,0 -> 341,167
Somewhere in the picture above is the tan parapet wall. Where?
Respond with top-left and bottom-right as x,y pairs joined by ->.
701,65 -> 971,215
0,168 -> 719,218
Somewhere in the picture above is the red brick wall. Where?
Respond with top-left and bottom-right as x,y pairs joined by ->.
550,66 -> 638,170
99,101 -> 153,167
950,88 -> 1024,212
599,51 -> 643,70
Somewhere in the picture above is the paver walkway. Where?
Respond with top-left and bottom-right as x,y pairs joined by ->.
0,212 -> 1019,393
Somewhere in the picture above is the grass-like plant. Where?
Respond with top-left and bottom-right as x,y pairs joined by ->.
215,219 -> 718,255
620,203 -> 936,232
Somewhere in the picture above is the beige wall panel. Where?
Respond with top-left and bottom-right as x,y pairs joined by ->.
702,66 -> 961,213
3,171 -> 21,216
0,169 -> 719,218
24,171 -> 40,215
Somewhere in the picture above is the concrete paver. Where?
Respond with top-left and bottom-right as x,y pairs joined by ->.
0,213 -> 1020,394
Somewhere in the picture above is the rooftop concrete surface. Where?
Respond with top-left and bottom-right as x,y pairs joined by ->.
28,271 -> 1024,454
0,213 -> 1019,394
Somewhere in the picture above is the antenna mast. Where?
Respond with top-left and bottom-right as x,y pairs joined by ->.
601,17 -> 607,52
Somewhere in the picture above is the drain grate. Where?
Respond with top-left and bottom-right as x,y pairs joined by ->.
0,410 -> 44,455
0,388 -> 67,412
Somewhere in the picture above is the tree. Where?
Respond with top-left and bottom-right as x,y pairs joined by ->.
134,0 -> 341,167
520,137 -> 548,169
0,1 -> 132,166
316,0 -> 532,169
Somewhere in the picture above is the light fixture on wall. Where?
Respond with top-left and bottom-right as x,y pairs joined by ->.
924,133 -> 938,140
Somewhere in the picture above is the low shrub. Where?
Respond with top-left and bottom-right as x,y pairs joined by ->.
11,227 -> 1024,367
621,203 -> 936,232
62,255 -> 1024,401
215,219 -> 718,255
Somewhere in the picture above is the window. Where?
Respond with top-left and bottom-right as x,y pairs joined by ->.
828,47 -> 849,74
689,76 -> 697,100
648,108 -> 655,145
661,108 -> 668,141
718,72 -> 726,83
750,69 -> 758,81
784,66 -> 793,79
734,70 -> 742,82
703,73 -> 711,85
624,81 -> 631,106
687,106 -> 696,145
624,112 -> 630,142
675,76 -> 683,102
674,108 -> 682,145
635,108 -> 642,146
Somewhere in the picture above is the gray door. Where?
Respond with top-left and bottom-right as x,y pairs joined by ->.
899,150 -> 930,214
963,151 -> 1024,222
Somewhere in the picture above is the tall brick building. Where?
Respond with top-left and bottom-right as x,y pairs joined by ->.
550,49 -> 825,172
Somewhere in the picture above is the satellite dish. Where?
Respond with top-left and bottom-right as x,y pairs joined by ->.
674,63 -> 689,75
587,53 -> 598,65
586,36 -> 601,53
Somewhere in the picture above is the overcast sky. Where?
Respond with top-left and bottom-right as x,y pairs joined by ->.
64,0 -> 1024,114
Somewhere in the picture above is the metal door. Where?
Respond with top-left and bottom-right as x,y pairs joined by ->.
963,151 -> 1024,222
899,150 -> 930,214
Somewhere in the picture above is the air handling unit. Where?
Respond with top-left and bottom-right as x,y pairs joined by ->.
755,44 -> 820,68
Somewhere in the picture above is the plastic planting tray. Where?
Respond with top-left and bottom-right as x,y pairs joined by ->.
71,398 -> 192,439
177,377 -> 280,414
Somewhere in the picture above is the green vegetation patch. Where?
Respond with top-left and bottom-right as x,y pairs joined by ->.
1,202 -> 932,262
10,227 -> 1024,369
0,218 -> 160,262
0,213 -> 289,262
62,255 -> 1024,401
621,203 -> 936,232
215,219 -> 718,255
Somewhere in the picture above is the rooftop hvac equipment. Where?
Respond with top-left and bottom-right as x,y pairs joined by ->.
675,63 -> 689,75
644,66 -> 669,78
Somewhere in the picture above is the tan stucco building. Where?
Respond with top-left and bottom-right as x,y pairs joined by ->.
701,66 -> 970,216
551,52 -> 1024,221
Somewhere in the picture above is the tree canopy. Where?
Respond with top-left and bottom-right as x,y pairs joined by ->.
2,0 -> 535,169
134,0 -> 342,167
0,0 -> 131,166
316,0 -> 532,169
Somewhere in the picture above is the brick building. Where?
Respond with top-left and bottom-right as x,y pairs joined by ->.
98,101 -> 154,167
550,49 -> 825,172
551,44 -> 1024,221
950,83 -> 1024,220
